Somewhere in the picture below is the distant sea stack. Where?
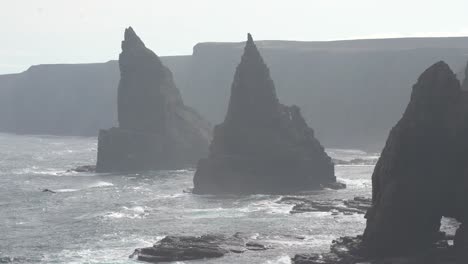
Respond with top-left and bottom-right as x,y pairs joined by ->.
96,27 -> 211,172
193,34 -> 337,194
362,61 -> 468,258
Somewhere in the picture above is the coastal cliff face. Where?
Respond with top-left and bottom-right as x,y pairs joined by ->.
362,61 -> 468,258
193,34 -> 335,194
96,27 -> 211,172
2,38 -> 468,149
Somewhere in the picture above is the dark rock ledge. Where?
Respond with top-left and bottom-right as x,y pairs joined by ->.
129,234 -> 269,263
278,196 -> 371,215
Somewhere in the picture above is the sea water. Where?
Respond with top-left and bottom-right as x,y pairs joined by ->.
0,133 -> 376,263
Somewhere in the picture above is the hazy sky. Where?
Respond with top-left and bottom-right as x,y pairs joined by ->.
2,0 -> 468,73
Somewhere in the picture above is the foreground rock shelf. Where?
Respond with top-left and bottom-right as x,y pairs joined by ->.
129,234 -> 268,263
293,235 -> 459,264
278,196 -> 371,215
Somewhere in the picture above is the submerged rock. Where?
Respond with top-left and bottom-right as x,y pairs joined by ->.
193,34 -> 336,194
96,27 -> 211,172
67,165 -> 96,173
129,234 -> 268,263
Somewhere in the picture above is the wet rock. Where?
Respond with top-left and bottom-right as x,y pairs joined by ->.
278,196 -> 371,215
129,234 -> 268,263
67,165 -> 96,173
96,27 -> 211,172
322,181 -> 346,190
193,34 -> 336,194
332,158 -> 378,166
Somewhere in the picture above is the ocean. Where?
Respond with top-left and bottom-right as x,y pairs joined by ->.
0,133 -> 377,263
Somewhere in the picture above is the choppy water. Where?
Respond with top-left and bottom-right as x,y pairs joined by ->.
0,133 -> 378,264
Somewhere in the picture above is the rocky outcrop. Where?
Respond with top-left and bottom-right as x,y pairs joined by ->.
129,234 -> 268,263
362,61 -> 468,257
292,61 -> 468,263
96,27 -> 211,172
193,34 -> 336,194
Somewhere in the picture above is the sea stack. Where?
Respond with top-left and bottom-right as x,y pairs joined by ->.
362,61 -> 468,257
96,27 -> 211,172
193,34 -> 336,194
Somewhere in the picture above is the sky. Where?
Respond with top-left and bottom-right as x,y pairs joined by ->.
2,0 -> 468,74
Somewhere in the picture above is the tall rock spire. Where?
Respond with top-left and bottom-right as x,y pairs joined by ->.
193,34 -> 337,194
225,34 -> 280,126
96,27 -> 211,172
117,27 -> 183,133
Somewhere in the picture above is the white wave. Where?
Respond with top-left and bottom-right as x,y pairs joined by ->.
184,207 -> 246,219
265,255 -> 292,264
54,188 -> 79,193
123,206 -> 145,214
337,177 -> 371,187
104,212 -> 143,220
12,167 -> 64,176
239,199 -> 293,214
104,206 -> 148,220
88,181 -> 114,188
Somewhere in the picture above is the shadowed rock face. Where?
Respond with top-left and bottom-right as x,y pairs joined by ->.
193,34 -> 336,194
96,27 -> 211,172
362,61 -> 468,257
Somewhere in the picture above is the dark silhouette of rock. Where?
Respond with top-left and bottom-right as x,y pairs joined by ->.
129,234 -> 268,263
292,61 -> 468,263
193,34 -> 336,194
362,61 -> 466,256
462,60 -> 468,91
96,27 -> 211,172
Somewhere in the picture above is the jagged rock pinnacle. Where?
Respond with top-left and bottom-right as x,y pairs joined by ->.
193,32 -> 336,194
247,33 -> 253,43
122,26 -> 145,52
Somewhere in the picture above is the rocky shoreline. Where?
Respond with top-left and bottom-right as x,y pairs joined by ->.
129,234 -> 269,263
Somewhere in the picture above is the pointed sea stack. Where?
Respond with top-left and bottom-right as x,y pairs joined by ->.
192,34 -> 336,194
96,27 -> 211,172
362,61 -> 468,257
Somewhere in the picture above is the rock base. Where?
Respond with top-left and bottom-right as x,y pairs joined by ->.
194,156 -> 336,195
